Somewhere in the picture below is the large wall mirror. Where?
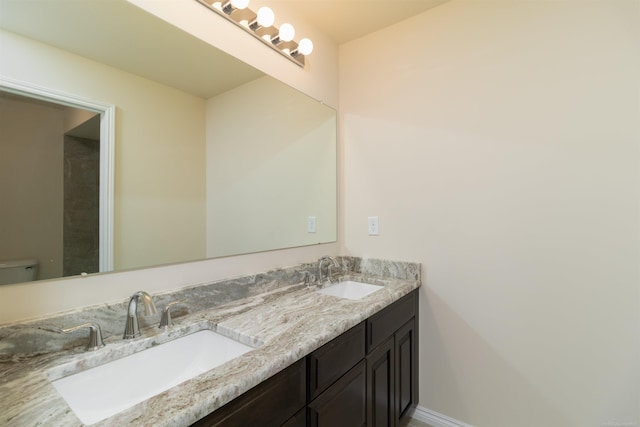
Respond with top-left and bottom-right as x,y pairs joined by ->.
0,0 -> 337,286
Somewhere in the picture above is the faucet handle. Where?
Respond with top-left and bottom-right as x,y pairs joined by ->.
61,322 -> 105,351
158,300 -> 186,330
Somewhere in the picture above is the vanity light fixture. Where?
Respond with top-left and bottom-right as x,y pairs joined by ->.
251,7 -> 275,30
196,0 -> 314,67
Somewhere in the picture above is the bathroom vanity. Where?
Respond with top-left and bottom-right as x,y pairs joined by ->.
0,257 -> 420,426
193,290 -> 418,427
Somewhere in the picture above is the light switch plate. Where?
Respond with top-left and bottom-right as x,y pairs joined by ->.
307,216 -> 317,233
368,216 -> 379,235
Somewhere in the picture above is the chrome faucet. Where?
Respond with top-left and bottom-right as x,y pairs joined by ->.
123,291 -> 157,339
317,256 -> 340,283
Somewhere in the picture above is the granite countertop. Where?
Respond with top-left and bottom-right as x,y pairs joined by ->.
1,265 -> 420,426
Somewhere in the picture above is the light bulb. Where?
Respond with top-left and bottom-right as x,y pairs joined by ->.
279,23 -> 295,42
257,7 -> 275,27
298,38 -> 313,55
230,0 -> 249,9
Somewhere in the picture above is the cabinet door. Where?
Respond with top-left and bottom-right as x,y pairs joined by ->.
308,360 -> 367,427
191,359 -> 306,427
282,408 -> 306,427
394,319 -> 416,425
366,337 -> 395,427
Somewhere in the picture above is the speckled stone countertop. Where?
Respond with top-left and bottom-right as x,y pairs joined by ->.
0,257 -> 420,426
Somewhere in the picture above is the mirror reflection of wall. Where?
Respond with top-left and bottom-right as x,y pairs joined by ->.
63,115 -> 101,277
206,76 -> 337,257
0,92 -> 99,281
0,0 -> 337,287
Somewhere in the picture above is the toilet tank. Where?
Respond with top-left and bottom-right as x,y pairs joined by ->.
0,259 -> 39,285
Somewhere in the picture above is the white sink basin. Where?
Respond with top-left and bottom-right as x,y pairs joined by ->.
316,280 -> 384,300
50,330 -> 254,425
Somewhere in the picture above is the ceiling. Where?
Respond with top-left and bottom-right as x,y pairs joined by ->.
275,0 -> 450,44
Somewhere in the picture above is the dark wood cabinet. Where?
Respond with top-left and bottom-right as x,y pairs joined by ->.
367,291 -> 416,353
282,408 -> 307,427
394,319 -> 417,425
191,358 -> 306,427
308,360 -> 367,427
191,289 -> 418,427
308,322 -> 366,400
366,290 -> 419,427
366,337 -> 394,427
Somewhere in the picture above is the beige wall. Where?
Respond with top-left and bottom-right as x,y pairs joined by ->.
206,76 -> 336,257
340,1 -> 639,426
0,97 -> 64,279
0,1 -> 339,323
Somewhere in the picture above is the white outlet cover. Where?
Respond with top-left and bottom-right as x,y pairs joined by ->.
307,216 -> 317,233
368,216 -> 379,235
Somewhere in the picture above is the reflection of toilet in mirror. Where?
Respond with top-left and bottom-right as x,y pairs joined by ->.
0,259 -> 38,285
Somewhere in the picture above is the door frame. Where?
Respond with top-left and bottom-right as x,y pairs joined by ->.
0,76 -> 115,273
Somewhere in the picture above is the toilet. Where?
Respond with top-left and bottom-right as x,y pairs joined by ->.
0,259 -> 39,285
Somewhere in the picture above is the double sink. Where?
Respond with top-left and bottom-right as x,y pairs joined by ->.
50,280 -> 383,424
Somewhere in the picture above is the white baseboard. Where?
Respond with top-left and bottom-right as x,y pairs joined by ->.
411,406 -> 474,427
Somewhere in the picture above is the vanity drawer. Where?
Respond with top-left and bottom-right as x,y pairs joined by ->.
192,358 -> 306,427
308,321 -> 366,400
366,290 -> 416,352
308,360 -> 367,427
